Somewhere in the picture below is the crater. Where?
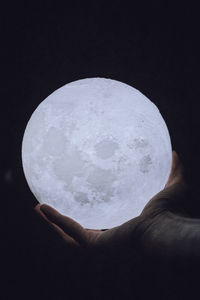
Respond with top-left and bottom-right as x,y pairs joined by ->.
95,139 -> 119,159
139,155 -> 152,173
133,138 -> 148,149
87,167 -> 116,198
74,192 -> 90,205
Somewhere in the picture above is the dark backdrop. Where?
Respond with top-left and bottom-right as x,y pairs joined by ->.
4,2 -> 200,299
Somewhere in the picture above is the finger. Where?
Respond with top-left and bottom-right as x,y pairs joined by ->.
165,151 -> 185,188
86,229 -> 105,233
142,180 -> 188,217
34,204 -> 79,247
40,204 -> 89,245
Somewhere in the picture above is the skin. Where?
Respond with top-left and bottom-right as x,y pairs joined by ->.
35,151 -> 200,261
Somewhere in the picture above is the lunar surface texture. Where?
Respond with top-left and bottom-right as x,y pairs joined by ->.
22,78 -> 172,229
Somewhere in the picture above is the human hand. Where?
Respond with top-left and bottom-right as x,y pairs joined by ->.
35,151 -> 200,259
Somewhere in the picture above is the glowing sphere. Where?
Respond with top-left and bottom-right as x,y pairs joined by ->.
22,78 -> 172,229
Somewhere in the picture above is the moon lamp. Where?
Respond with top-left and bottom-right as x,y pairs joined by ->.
22,78 -> 172,229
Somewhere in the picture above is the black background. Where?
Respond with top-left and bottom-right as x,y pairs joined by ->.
4,1 -> 200,299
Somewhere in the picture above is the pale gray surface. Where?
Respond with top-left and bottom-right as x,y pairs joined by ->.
22,78 -> 172,229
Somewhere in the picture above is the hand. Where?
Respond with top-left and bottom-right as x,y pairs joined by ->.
35,151 -> 200,260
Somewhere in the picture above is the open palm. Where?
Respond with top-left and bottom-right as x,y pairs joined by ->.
35,151 -> 200,259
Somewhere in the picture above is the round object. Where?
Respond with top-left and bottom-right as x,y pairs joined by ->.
22,78 -> 172,229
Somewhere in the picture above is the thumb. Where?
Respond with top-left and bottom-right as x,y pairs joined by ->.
165,150 -> 185,188
40,204 -> 89,245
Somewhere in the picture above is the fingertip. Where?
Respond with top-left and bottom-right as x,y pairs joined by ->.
40,204 -> 57,213
40,203 -> 52,210
171,150 -> 181,169
165,150 -> 185,188
34,204 -> 51,218
172,150 -> 178,160
34,203 -> 41,212
34,203 -> 52,224
39,204 -> 61,223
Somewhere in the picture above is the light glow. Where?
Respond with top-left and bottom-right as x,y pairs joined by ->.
22,78 -> 172,229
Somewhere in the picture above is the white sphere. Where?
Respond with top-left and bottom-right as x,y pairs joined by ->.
22,78 -> 172,229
